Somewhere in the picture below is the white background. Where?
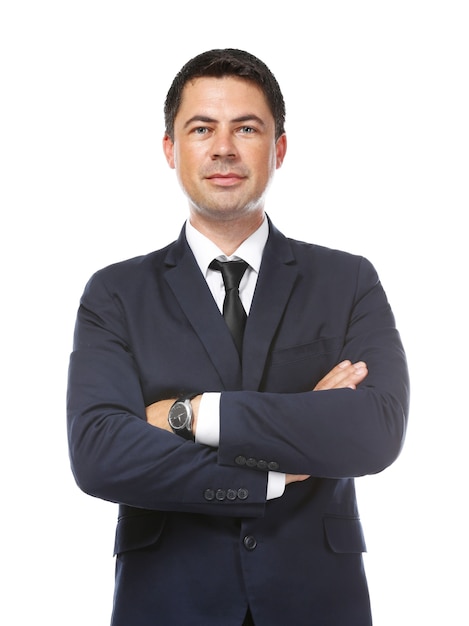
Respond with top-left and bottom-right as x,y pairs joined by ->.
1,1 -> 468,624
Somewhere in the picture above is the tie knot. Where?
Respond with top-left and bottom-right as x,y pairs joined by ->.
210,259 -> 249,291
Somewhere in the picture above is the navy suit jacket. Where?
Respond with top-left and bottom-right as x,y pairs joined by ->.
67,218 -> 409,626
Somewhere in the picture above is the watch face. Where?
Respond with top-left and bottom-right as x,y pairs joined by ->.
169,401 -> 188,429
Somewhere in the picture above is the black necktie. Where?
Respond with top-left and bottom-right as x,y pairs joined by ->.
209,259 -> 249,356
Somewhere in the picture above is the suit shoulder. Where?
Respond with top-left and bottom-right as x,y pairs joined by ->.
83,241 -> 176,293
286,237 -> 379,285
287,237 -> 364,265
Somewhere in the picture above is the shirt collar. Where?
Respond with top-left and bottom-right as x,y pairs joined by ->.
185,217 -> 269,277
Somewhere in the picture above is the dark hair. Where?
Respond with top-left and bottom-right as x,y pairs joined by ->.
164,48 -> 286,141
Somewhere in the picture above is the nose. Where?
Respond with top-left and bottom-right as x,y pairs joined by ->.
211,128 -> 237,159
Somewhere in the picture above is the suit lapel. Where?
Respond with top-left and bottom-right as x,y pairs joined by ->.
242,220 -> 298,390
164,229 -> 243,390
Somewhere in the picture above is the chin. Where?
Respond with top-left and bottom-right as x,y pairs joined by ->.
190,197 -> 264,221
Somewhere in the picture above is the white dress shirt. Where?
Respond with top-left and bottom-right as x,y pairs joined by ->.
185,218 -> 285,500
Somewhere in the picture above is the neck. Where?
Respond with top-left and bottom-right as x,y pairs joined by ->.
189,211 -> 265,256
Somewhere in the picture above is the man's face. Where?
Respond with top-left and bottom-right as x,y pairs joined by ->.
163,76 -> 286,223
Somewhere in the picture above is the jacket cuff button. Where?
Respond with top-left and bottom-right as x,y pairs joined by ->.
204,489 -> 215,501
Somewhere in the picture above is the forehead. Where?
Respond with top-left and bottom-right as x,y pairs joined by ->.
176,76 -> 273,124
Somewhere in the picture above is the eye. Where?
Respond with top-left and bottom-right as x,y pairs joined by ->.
193,127 -> 209,135
239,126 -> 256,134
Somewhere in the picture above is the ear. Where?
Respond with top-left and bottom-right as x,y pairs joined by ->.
275,133 -> 287,169
163,134 -> 176,169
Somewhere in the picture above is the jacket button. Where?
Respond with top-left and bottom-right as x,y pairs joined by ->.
267,461 -> 279,471
246,457 -> 257,467
235,455 -> 246,466
257,460 -> 268,470
216,489 -> 226,501
227,489 -> 237,500
243,535 -> 257,551
237,488 -> 249,500
204,489 -> 215,501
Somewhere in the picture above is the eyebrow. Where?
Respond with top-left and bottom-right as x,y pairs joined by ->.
183,114 -> 267,129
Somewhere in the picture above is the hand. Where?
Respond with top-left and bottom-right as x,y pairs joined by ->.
286,474 -> 310,485
146,398 -> 174,431
313,359 -> 368,391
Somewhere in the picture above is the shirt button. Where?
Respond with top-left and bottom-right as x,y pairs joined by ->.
243,535 -> 257,551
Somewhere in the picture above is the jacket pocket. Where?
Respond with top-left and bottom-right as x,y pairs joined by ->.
323,515 -> 367,554
263,336 -> 345,393
113,509 -> 166,556
270,336 -> 344,367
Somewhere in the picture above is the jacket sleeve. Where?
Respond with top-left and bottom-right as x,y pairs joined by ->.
66,269 -> 268,516
217,256 -> 410,478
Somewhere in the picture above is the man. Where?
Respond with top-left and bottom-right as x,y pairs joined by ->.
67,49 -> 409,626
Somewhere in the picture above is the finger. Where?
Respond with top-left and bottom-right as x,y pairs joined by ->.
314,361 -> 368,391
313,361 -> 353,390
314,360 -> 351,387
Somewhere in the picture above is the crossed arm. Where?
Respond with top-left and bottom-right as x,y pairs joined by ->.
145,359 -> 368,485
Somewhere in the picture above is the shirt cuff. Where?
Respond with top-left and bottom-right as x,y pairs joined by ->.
266,471 -> 286,500
195,392 -> 221,447
196,392 -> 285,501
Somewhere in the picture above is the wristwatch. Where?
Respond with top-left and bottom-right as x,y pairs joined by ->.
168,393 -> 199,440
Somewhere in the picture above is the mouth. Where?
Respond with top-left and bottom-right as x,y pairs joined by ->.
205,173 -> 246,187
